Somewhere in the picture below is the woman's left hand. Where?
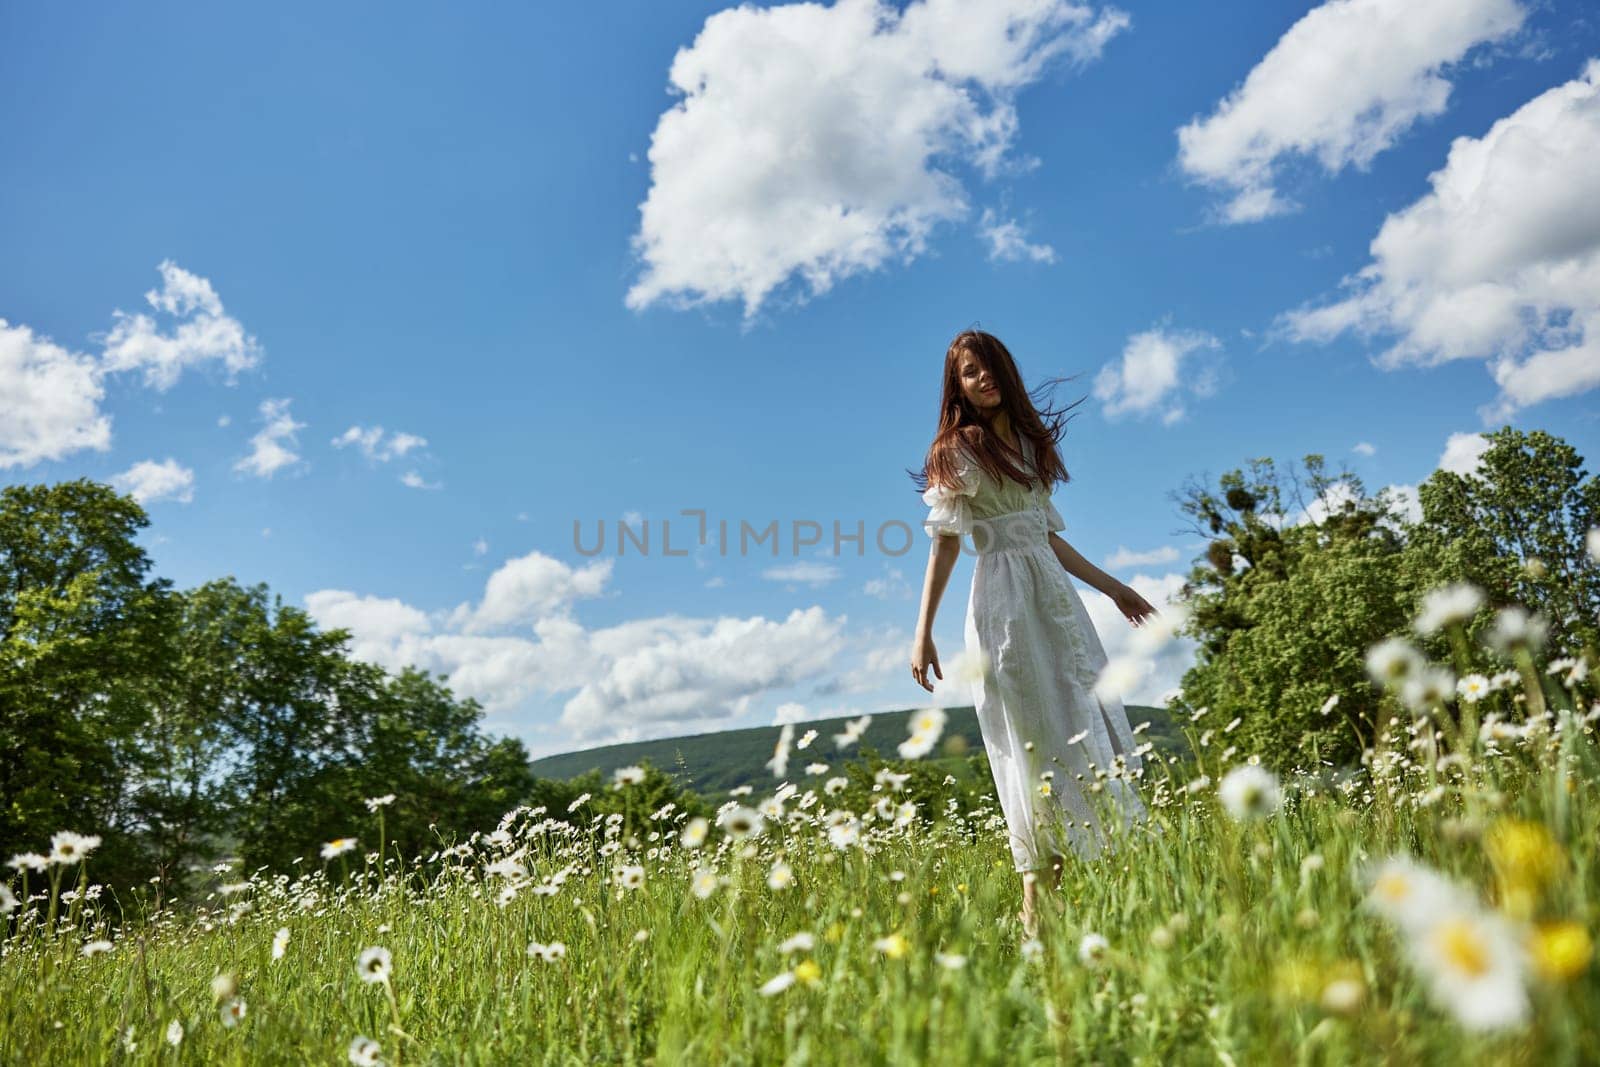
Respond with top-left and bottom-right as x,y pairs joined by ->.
1111,583 -> 1158,627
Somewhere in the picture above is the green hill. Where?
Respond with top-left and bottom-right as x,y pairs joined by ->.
528,702 -> 1188,806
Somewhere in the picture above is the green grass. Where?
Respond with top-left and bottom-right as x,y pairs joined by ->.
3,676 -> 1596,1065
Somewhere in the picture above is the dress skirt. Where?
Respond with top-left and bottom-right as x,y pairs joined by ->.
962,506 -> 1147,872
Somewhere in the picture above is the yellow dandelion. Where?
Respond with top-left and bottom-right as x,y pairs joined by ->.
793,958 -> 823,986
1529,921 -> 1593,982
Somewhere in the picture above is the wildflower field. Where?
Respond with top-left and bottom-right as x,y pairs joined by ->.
4,572 -> 1599,1065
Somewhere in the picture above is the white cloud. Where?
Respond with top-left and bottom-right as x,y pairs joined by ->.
1377,482 -> 1422,530
1280,59 -> 1600,420
762,561 -> 842,587
400,470 -> 443,490
307,576 -> 851,747
332,425 -> 428,462
863,566 -> 913,600
626,0 -> 1128,318
1438,431 -> 1490,476
233,397 -> 305,479
473,538 -> 488,556
1352,441 -> 1377,456
0,318 -> 111,469
1176,0 -> 1525,223
559,606 -> 848,742
1094,326 -> 1222,422
448,550 -> 614,634
110,458 -> 195,504
1104,544 -> 1180,570
979,208 -> 1057,263
100,260 -> 263,390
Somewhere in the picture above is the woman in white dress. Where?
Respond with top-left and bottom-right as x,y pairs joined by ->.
908,329 -> 1158,940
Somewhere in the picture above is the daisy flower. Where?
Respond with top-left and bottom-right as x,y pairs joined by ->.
357,946 -> 392,985
1217,765 -> 1281,821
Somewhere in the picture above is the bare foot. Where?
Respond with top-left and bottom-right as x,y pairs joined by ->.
1018,907 -> 1040,941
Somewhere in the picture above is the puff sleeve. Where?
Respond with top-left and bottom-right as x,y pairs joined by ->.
922,448 -> 981,539
1042,494 -> 1066,533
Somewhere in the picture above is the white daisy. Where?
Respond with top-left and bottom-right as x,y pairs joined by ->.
357,946 -> 392,985
611,765 -> 646,789
219,998 -> 246,1028
690,867 -> 720,899
1217,765 -> 1281,821
1413,582 -> 1485,636
48,831 -> 102,866
680,817 -> 709,849
1366,636 -> 1425,687
321,837 -> 359,860
758,970 -> 796,996
1483,607 -> 1549,657
777,932 -> 815,954
348,1035 -> 384,1066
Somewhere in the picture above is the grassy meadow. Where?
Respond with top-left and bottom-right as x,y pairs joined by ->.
2,589 -> 1598,1066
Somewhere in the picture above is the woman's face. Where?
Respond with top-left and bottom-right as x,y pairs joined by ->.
957,353 -> 1002,412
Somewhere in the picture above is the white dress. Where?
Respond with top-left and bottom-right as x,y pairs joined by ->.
922,435 -> 1146,872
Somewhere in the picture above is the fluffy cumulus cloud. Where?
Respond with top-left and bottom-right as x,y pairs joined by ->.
332,425 -> 428,462
233,397 -> 305,478
2,262 -> 262,472
109,458 -> 195,504
1093,326 -> 1222,423
558,606 -> 848,742
447,551 -> 614,634
979,209 -> 1057,263
1438,431 -> 1491,476
626,0 -> 1129,318
1279,59 -> 1600,420
305,550 -> 860,750
100,259 -> 263,390
0,318 -> 110,469
1176,0 -> 1526,223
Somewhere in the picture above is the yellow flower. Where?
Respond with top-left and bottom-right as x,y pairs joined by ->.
929,886 -> 939,896
873,932 -> 910,959
1483,819 -> 1564,917
1039,781 -> 1052,797
957,883 -> 968,895
1530,922 -> 1593,982
823,921 -> 845,943
793,958 -> 823,986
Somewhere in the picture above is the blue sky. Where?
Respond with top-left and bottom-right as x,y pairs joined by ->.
4,0 -> 1597,758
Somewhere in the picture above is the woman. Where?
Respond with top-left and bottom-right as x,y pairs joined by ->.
908,329 -> 1156,940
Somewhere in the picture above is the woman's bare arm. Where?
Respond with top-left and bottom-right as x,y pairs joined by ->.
1047,531 -> 1159,626
1046,531 -> 1119,597
910,534 -> 962,691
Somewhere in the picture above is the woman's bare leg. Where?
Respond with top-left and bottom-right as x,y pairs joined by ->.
1020,854 -> 1070,938
1019,870 -> 1040,938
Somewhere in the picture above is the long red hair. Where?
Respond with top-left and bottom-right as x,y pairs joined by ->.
910,329 -> 1084,496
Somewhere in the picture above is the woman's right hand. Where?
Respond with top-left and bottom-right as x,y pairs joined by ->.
910,634 -> 942,693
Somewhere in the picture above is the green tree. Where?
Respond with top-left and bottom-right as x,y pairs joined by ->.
1166,430 -> 1600,770
0,479 -> 178,888
1404,427 -> 1600,658
1166,455 -> 1408,767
